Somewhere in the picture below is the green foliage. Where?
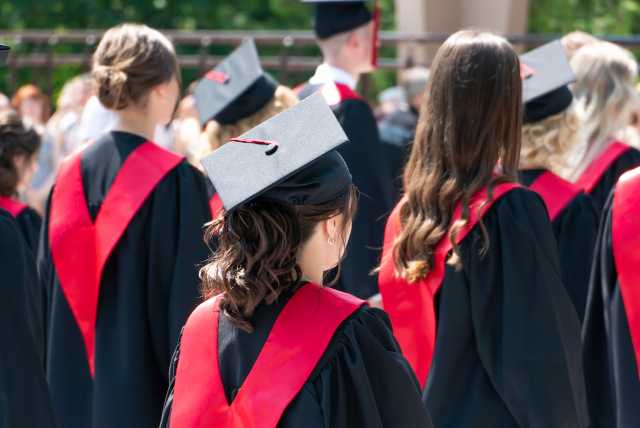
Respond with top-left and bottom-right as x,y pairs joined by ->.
528,0 -> 640,35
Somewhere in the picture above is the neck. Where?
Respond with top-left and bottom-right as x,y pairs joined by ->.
297,249 -> 324,286
113,108 -> 157,142
324,59 -> 359,84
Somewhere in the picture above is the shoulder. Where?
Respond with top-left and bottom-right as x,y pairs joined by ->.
613,145 -> 640,170
310,305 -> 398,374
18,206 -> 42,222
489,185 -> 547,218
476,186 -> 552,241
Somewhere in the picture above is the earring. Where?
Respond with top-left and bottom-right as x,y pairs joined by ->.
328,237 -> 336,246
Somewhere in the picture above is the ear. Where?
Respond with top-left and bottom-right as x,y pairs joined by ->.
152,79 -> 173,99
346,31 -> 360,49
324,215 -> 340,242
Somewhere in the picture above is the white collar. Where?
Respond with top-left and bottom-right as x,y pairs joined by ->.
309,64 -> 357,89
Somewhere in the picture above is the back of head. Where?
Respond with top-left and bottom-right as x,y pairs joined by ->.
400,67 -> 430,106
201,186 -> 357,332
11,84 -> 50,124
197,85 -> 298,158
0,110 -> 41,196
395,30 -> 522,282
92,23 -> 179,111
521,107 -> 580,177
570,41 -> 638,175
562,31 -> 599,61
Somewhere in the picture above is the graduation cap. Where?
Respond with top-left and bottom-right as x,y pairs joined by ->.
303,0 -> 381,67
0,45 -> 10,67
520,40 -> 576,123
200,92 -> 352,211
194,38 -> 277,126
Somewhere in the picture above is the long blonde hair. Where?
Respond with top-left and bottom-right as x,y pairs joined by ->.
194,85 -> 298,159
568,42 -> 638,179
521,106 -> 580,178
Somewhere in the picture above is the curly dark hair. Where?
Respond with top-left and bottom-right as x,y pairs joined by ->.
201,185 -> 358,332
0,110 -> 41,197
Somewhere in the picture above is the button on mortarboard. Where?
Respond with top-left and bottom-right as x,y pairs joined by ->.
200,92 -> 352,212
0,45 -> 10,67
194,38 -> 277,126
521,40 -> 576,123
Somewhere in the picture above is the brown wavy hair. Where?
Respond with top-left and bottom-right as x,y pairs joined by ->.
0,110 -> 41,196
392,30 -> 522,282
201,185 -> 358,332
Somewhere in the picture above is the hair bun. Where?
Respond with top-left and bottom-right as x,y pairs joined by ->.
93,65 -> 129,110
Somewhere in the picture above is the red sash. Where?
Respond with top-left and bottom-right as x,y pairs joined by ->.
529,171 -> 582,221
170,283 -> 365,428
209,193 -> 223,218
49,142 -> 183,377
576,141 -> 631,193
378,182 -> 520,387
612,166 -> 640,377
0,196 -> 27,217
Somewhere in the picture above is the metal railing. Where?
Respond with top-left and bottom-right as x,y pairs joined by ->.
2,29 -> 640,97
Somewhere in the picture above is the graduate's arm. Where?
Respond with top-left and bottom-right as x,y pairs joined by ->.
467,189 -> 589,428
158,334 -> 182,428
581,193 -> 617,426
334,99 -> 393,207
145,162 -> 211,376
555,193 -> 599,321
165,164 -> 211,357
286,308 -> 433,428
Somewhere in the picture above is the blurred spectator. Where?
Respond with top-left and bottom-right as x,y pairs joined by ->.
378,66 -> 429,200
376,85 -> 407,120
0,92 -> 10,112
173,93 -> 202,162
562,31 -> 599,61
28,75 -> 93,212
568,41 -> 639,180
11,84 -> 50,130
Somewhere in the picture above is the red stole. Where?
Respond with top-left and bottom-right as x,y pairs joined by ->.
170,283 -> 365,428
0,196 -> 27,217
209,193 -> 223,218
612,166 -> 640,377
378,182 -> 520,388
320,82 -> 362,106
48,142 -> 183,377
529,171 -> 582,221
576,141 -> 631,193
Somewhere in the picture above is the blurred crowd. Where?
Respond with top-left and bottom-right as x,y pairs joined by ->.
3,31 -> 640,220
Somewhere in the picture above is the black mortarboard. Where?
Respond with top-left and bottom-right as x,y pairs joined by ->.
200,92 -> 352,211
520,40 -> 576,123
194,38 -> 277,126
0,45 -> 10,67
303,0 -> 381,66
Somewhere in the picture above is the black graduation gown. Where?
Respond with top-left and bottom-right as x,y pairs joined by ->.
520,169 -> 599,321
378,107 -> 418,202
37,131 -> 211,428
423,188 -> 589,427
585,147 -> 640,215
0,210 -> 55,428
298,83 -> 394,299
582,193 -> 640,428
14,206 -> 42,254
159,286 -> 433,428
